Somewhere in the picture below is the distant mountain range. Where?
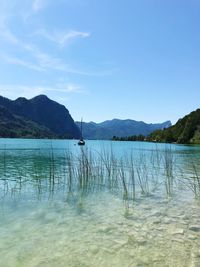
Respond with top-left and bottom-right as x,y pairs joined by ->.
76,119 -> 172,140
0,94 -> 199,144
148,108 -> 200,144
0,95 -> 80,139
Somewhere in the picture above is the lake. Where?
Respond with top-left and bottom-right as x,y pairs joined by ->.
0,139 -> 200,267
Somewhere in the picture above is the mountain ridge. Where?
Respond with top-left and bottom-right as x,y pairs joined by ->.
0,95 -> 80,139
76,119 -> 171,140
0,94 -> 173,140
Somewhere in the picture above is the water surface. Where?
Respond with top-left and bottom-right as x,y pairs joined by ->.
0,139 -> 200,267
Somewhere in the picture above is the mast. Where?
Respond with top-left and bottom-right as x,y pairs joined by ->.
80,118 -> 83,140
78,118 -> 85,145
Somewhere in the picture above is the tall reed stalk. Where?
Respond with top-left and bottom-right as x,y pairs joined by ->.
163,146 -> 174,196
1,143 -> 200,205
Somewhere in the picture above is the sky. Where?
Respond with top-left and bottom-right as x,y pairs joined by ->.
0,0 -> 200,124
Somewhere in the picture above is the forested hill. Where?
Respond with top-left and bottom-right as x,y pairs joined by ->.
0,95 -> 80,139
148,109 -> 200,144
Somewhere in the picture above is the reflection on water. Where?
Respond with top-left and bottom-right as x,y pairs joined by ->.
0,139 -> 200,267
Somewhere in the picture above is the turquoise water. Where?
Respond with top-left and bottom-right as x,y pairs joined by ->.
0,139 -> 200,267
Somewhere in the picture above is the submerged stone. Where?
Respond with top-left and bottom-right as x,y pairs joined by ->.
187,234 -> 197,240
172,229 -> 184,235
172,237 -> 184,243
189,225 -> 200,232
90,245 -> 99,255
163,218 -> 174,224
150,211 -> 162,217
136,238 -> 147,246
98,225 -> 114,233
152,219 -> 161,224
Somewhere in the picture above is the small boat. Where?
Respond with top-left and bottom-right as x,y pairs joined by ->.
78,139 -> 85,146
78,119 -> 85,146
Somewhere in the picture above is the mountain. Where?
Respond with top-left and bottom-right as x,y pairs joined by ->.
147,109 -> 200,144
0,106 -> 56,138
0,95 -> 80,139
76,119 -> 171,140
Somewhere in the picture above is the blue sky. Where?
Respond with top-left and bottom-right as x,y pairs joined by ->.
0,0 -> 200,124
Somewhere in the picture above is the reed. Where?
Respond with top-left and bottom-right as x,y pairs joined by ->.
162,146 -> 174,196
0,143 -> 200,205
181,160 -> 200,198
128,152 -> 136,200
135,152 -> 150,195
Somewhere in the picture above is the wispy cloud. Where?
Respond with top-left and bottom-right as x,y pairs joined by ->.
55,83 -> 85,93
32,0 -> 47,12
0,83 -> 85,100
33,50 -> 67,71
66,84 -> 82,93
0,0 -> 117,78
1,50 -> 117,76
0,28 -> 19,45
35,29 -> 90,47
2,54 -> 45,72
0,16 -> 93,75
0,3 -> 18,45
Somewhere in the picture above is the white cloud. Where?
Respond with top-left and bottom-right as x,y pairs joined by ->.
53,83 -> 84,93
2,48 -> 116,77
33,51 -> 67,71
32,0 -> 46,12
2,55 -> 45,72
35,29 -> 90,47
0,28 -> 19,45
0,83 -> 85,100
66,84 -> 83,93
0,0 -> 116,78
0,19 -> 93,74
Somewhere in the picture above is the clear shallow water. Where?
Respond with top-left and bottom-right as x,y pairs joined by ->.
0,139 -> 200,267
